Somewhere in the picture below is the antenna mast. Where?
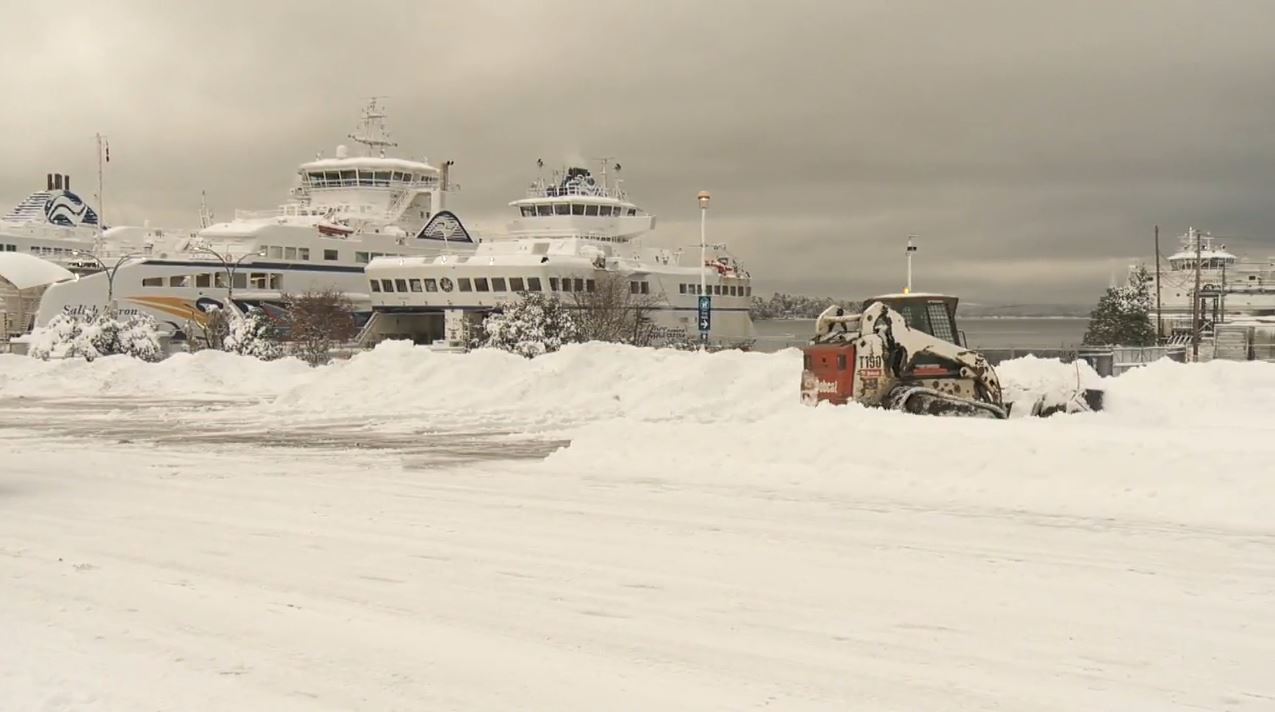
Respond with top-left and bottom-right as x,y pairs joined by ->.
348,97 -> 398,157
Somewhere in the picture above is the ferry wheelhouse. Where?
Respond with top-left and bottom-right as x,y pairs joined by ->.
35,100 -> 474,336
362,164 -> 755,348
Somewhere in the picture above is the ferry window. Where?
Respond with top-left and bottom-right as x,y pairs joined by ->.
374,171 -> 391,186
585,205 -> 600,216
355,252 -> 370,264
394,279 -> 408,292
746,286 -> 752,296
554,203 -> 570,216
729,285 -> 738,296
640,281 -> 650,295
549,277 -> 559,291
573,278 -> 584,292
602,206 -> 615,217
298,248 -> 310,261
527,277 -> 542,291
339,170 -> 356,185
381,279 -> 395,292
268,246 -> 284,258
585,279 -> 595,292
391,171 -> 403,183
489,277 -> 506,292
325,171 -> 340,183
233,273 -> 247,289
510,277 -> 525,292
169,275 -> 188,287
249,273 -> 269,289
324,249 -> 339,261
536,205 -> 553,217
196,273 -> 212,288
142,277 -> 162,287
458,278 -> 472,292
285,247 -> 298,260
475,278 -> 490,292
630,281 -> 640,294
370,280 -> 381,292
269,274 -> 282,290
215,272 -> 228,288
680,283 -> 687,294
521,206 -> 534,217
424,278 -> 438,292
627,209 -> 636,216
571,204 -> 585,215
409,279 -> 422,292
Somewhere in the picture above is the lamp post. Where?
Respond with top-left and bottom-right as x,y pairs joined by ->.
905,234 -> 918,294
697,191 -> 711,348
71,251 -> 142,314
197,246 -> 265,305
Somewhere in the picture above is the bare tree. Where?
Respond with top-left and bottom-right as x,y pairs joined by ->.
571,271 -> 664,346
282,289 -> 357,366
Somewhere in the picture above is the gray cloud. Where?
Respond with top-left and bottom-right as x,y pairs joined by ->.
4,0 -> 1274,303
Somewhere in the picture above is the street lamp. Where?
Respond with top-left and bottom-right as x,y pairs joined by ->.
697,191 -> 711,348
196,246 -> 266,305
71,250 -> 143,313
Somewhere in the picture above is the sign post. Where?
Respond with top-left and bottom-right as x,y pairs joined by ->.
698,295 -> 712,343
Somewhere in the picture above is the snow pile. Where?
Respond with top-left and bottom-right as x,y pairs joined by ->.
269,340 -> 798,426
995,355 -> 1102,415
1102,358 -> 1275,425
0,350 -> 311,400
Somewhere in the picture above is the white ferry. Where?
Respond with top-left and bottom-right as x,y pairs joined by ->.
34,100 -> 474,337
361,163 -> 755,348
1155,227 -> 1275,337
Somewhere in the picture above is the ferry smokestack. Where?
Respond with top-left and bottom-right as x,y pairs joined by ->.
47,173 -> 53,191
64,175 -> 70,191
54,174 -> 63,190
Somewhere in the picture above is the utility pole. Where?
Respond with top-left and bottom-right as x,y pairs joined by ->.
1154,225 -> 1162,343
1191,227 -> 1202,362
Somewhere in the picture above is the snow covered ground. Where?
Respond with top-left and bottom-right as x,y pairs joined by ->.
2,344 -> 1273,710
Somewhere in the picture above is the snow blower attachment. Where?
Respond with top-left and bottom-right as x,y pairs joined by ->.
800,294 -> 1100,418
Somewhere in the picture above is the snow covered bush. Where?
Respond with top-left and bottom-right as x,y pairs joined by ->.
223,309 -> 284,360
28,311 -> 163,362
1083,266 -> 1156,346
477,292 -> 580,358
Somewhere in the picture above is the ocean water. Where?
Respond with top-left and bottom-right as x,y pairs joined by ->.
752,317 -> 1088,353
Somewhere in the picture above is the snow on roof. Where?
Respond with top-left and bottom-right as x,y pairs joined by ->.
0,252 -> 75,290
299,157 -> 439,174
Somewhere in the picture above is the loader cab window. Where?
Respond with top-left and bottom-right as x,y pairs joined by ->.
926,303 -> 956,343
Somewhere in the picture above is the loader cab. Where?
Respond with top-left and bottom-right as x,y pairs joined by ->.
862,293 -> 964,346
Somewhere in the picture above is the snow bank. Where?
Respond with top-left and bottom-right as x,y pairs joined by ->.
0,351 -> 312,400
268,341 -> 801,426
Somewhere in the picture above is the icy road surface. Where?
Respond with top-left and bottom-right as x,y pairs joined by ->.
1,343 -> 1273,711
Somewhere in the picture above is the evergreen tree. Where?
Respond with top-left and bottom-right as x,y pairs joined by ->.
1083,266 -> 1157,346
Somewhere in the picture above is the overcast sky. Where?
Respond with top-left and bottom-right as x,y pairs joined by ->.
4,0 -> 1274,303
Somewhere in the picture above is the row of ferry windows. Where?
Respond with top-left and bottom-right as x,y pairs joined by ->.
140,272 -> 283,290
372,276 -> 653,295
304,170 -> 435,189
2,244 -> 19,252
519,204 -> 636,218
680,283 -> 751,297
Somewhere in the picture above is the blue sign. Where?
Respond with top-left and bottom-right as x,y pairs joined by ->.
698,295 -> 712,333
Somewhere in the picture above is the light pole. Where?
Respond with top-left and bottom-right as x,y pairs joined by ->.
197,246 -> 265,305
905,234 -> 918,294
72,250 -> 142,314
697,191 -> 711,348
